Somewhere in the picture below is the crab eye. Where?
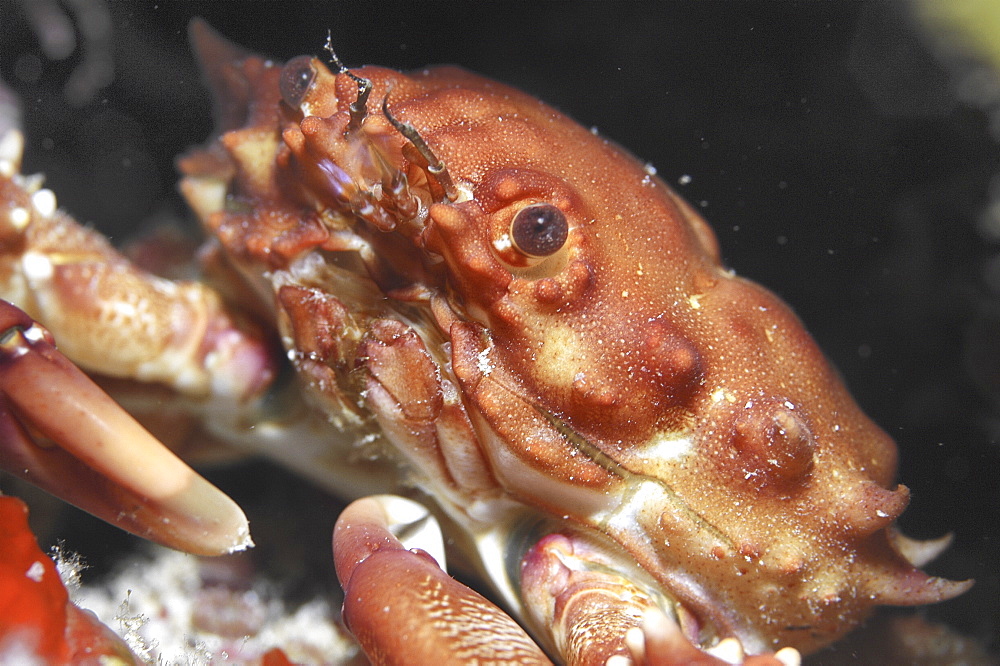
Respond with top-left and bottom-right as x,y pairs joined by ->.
510,203 -> 568,257
280,55 -> 317,109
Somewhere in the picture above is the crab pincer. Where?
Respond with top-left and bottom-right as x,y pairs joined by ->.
333,494 -> 552,665
0,300 -> 251,556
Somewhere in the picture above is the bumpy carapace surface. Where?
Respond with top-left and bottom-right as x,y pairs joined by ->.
173,22 -> 973,659
0,19 -> 972,664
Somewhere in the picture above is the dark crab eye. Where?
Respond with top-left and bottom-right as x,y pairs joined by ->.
510,203 -> 568,257
280,55 -> 317,109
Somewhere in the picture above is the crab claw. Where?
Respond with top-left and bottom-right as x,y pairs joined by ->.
612,608 -> 801,666
0,300 -> 251,556
333,495 -> 552,665
520,532 -> 803,666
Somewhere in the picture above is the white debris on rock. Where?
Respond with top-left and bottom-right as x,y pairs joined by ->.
53,544 -> 360,665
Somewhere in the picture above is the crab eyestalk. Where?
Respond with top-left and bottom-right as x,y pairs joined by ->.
0,300 -> 251,556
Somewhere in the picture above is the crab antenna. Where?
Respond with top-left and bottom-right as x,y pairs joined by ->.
381,92 -> 459,202
324,31 -> 371,132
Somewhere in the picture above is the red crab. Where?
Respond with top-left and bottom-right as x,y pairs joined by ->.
1,13 -> 984,665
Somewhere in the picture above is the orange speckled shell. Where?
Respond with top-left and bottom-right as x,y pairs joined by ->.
180,21 -> 972,657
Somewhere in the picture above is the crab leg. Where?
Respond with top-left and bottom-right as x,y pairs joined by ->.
333,495 -> 552,665
0,299 -> 251,556
0,129 -> 274,405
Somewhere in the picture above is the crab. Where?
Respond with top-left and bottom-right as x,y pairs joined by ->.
0,17 -> 976,665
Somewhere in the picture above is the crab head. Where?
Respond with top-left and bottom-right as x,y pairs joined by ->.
179,21 -> 972,660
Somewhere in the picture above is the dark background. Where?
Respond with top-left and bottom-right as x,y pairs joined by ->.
1,1 -> 997,661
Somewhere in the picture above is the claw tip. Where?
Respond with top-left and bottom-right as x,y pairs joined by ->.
226,523 -> 255,553
775,647 -> 802,666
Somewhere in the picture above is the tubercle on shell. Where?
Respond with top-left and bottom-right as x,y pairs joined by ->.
180,19 -> 972,658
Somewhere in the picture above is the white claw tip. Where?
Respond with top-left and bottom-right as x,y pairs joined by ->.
705,637 -> 744,664
227,525 -> 255,553
774,647 -> 802,666
368,495 -> 446,570
624,624 -> 647,660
